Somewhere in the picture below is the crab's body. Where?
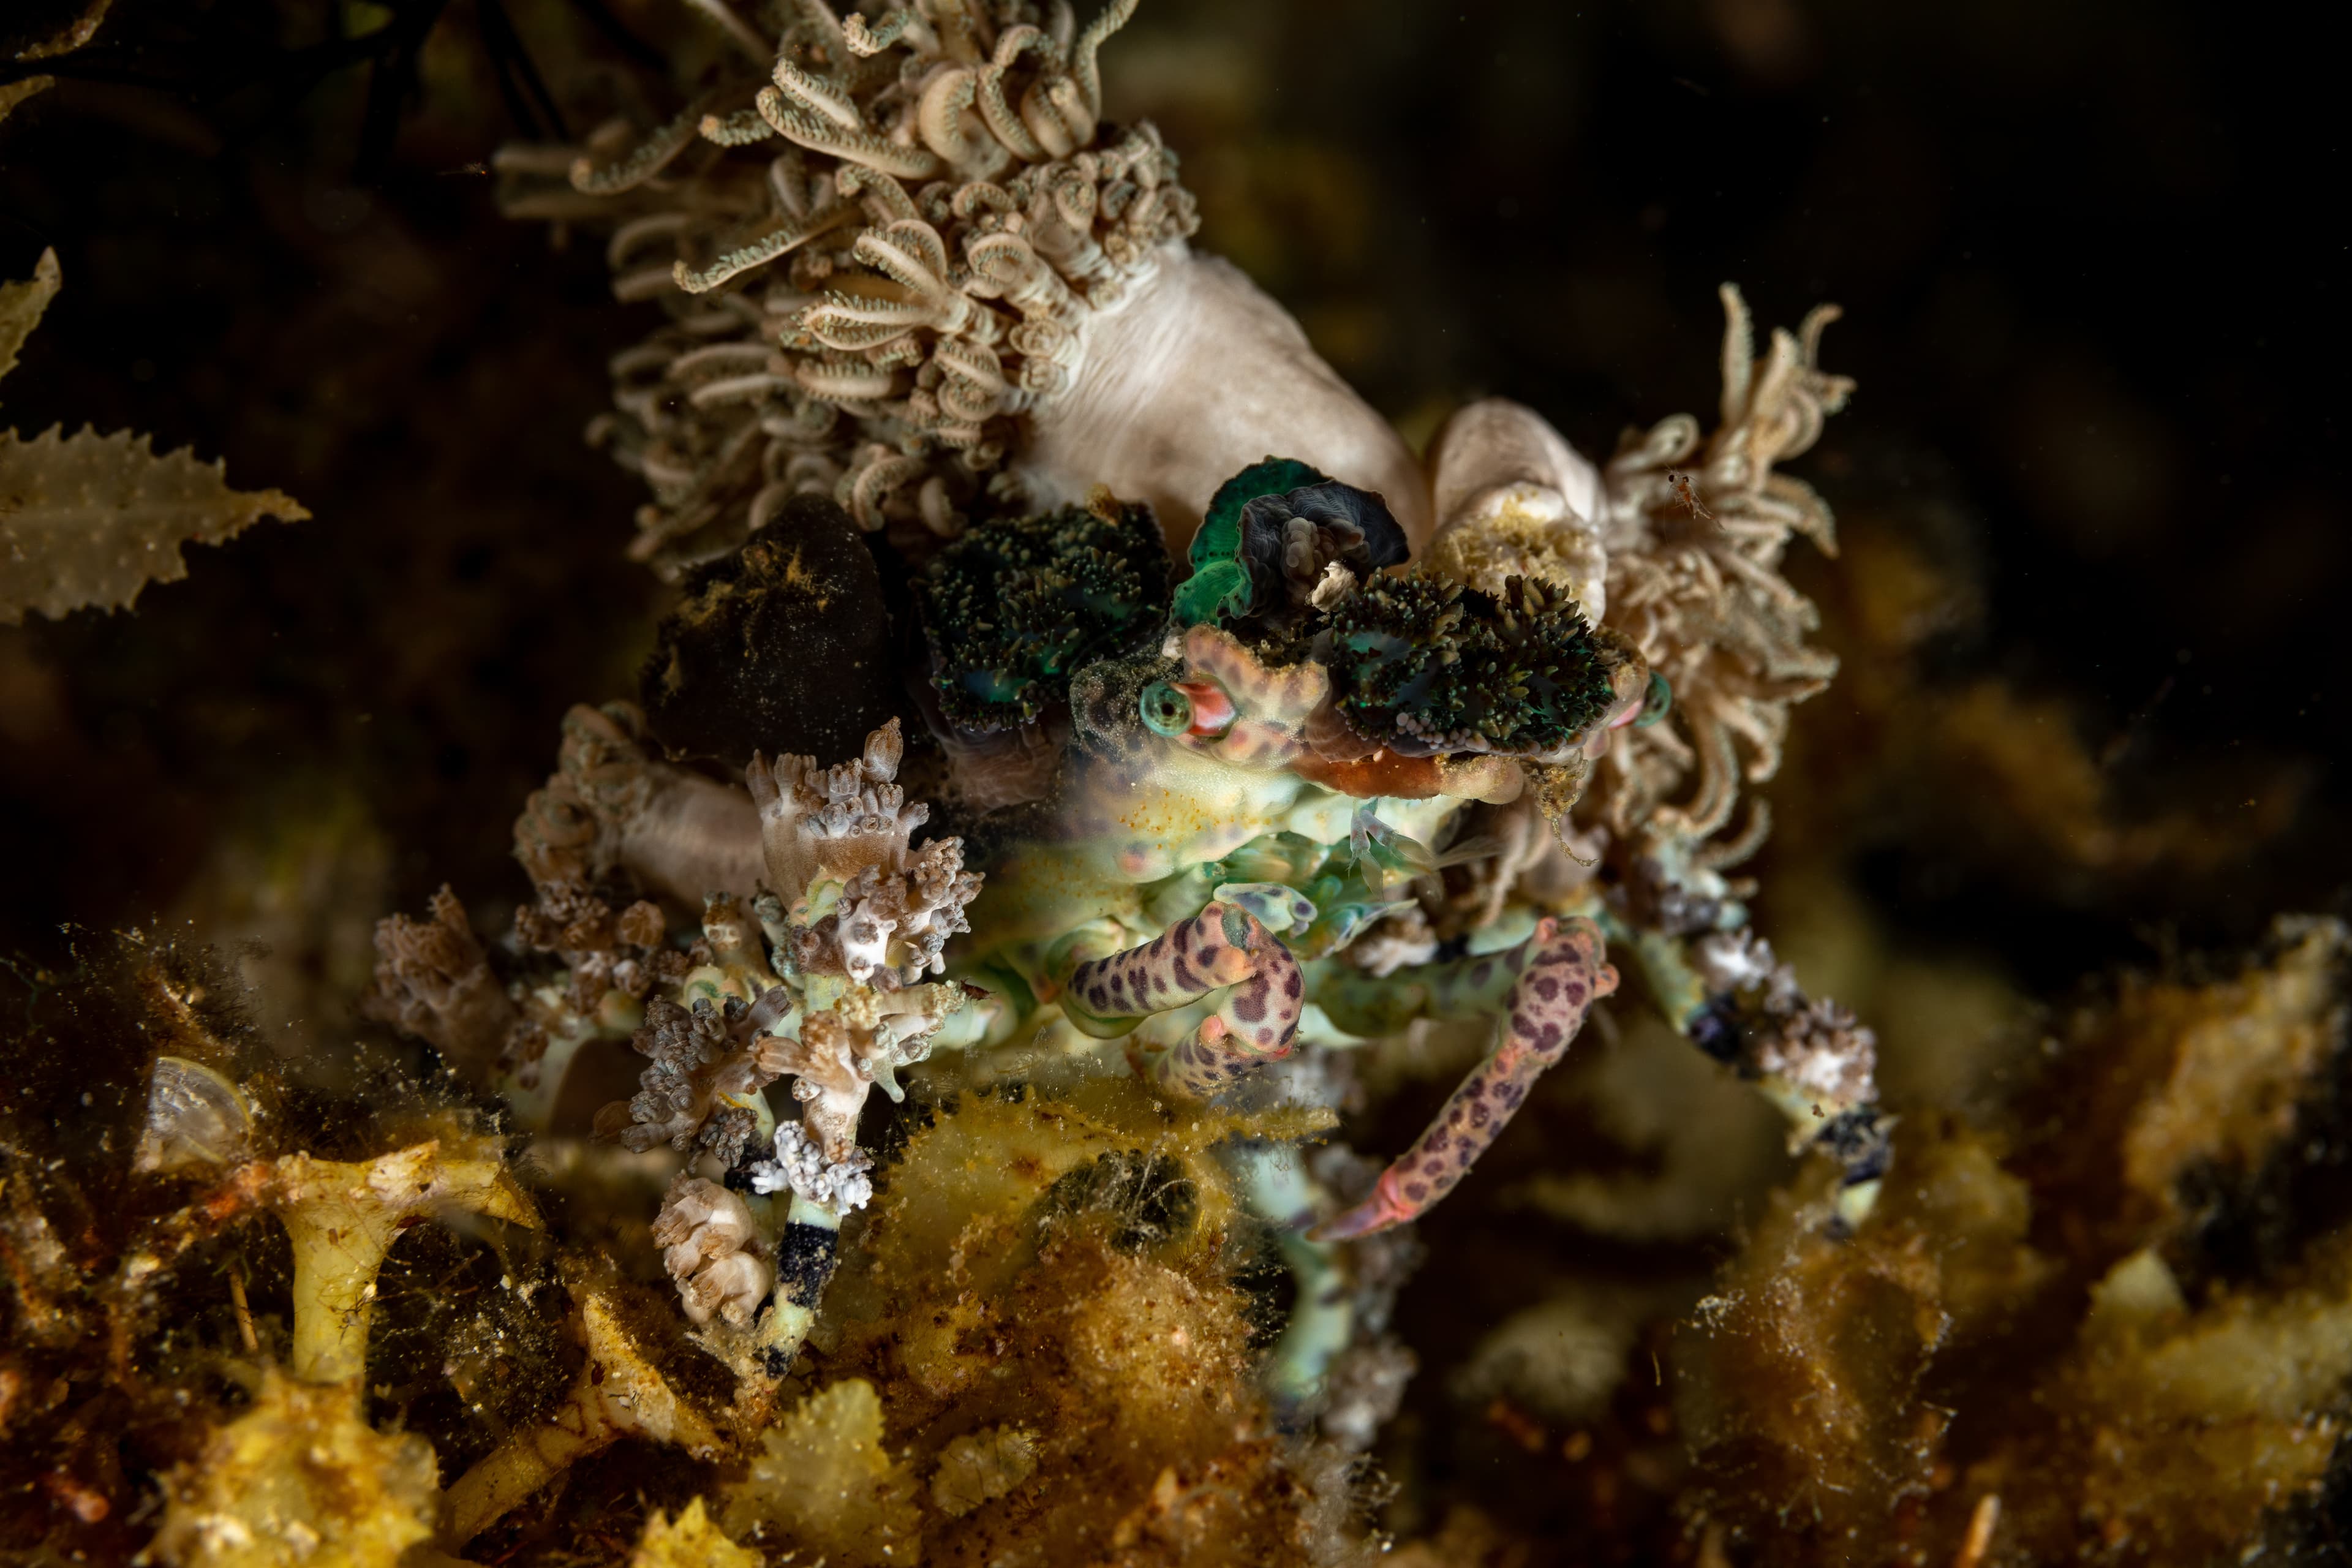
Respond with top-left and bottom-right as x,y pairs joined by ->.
314,6 -> 1917,1536
959,636 -> 1466,983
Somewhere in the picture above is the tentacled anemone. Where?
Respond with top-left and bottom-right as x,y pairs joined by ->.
1583,285 -> 1853,859
1317,572 -> 1635,761
496,0 -> 1427,576
913,491 -> 1169,730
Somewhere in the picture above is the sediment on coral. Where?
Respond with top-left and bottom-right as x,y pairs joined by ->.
639,493 -> 910,767
913,488 -> 1171,732
1672,917 -> 2352,1566
1315,572 -> 1630,762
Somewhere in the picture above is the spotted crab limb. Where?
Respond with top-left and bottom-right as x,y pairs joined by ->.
1313,916 -> 1616,1241
1061,900 -> 1305,1096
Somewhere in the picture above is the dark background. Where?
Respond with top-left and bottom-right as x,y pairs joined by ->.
3,1 -> 2348,1552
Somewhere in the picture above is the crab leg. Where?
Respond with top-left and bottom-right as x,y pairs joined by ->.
1063,900 -> 1305,1096
1313,916 -> 1616,1241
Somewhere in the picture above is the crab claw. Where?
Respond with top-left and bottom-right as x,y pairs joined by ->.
1311,916 -> 1616,1241
1066,900 -> 1305,1096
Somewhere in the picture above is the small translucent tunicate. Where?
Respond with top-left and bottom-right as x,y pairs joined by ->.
132,1055 -> 254,1174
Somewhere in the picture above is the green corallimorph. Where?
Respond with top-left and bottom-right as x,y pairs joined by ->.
1322,571 -> 1623,756
1172,456 -> 1327,626
915,496 -> 1170,730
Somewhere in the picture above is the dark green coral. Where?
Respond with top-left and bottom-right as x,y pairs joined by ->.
914,497 -> 1171,731
1321,573 -> 1623,756
1174,457 -> 1325,627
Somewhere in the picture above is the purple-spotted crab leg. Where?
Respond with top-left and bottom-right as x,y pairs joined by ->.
1062,900 -> 1306,1097
1314,916 -> 1617,1240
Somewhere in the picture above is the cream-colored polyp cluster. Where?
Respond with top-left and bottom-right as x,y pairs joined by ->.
1588,285 -> 1855,860
499,0 -> 1195,572
655,1174 -> 772,1327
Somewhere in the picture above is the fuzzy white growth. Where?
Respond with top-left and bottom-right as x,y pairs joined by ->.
1693,928 -> 1878,1125
1694,927 -> 1786,997
751,1120 -> 875,1212
654,1175 -> 773,1326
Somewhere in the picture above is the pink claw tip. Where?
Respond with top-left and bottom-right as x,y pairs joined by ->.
1306,1170 -> 1417,1242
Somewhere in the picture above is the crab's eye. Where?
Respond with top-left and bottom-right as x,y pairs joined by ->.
1140,680 -> 1193,736
1634,670 -> 1673,728
1140,678 -> 1238,739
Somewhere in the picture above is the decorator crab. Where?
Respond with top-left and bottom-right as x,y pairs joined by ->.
367,291 -> 1890,1444
928,461 -> 1649,1244
353,0 -> 1893,1512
